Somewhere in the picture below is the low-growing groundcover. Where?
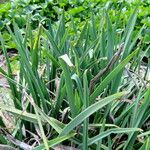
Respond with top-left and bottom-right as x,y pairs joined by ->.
0,3 -> 150,150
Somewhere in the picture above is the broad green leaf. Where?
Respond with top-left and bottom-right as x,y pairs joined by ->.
33,133 -> 75,150
32,24 -> 42,71
59,92 -> 126,136
87,128 -> 141,146
82,70 -> 89,150
105,10 -> 114,60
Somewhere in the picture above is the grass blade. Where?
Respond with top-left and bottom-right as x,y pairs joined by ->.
59,92 -> 126,136
33,133 -> 75,150
82,70 -> 89,150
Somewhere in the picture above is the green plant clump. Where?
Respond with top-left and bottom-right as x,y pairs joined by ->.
0,1 -> 150,150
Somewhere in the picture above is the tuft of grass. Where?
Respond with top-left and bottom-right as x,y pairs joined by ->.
0,6 -> 149,150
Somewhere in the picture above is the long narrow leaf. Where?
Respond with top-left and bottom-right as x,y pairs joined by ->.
59,92 -> 126,136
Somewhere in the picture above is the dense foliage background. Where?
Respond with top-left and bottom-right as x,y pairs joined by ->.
1,0 -> 150,48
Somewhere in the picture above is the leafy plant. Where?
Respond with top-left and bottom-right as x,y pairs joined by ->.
0,2 -> 150,150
